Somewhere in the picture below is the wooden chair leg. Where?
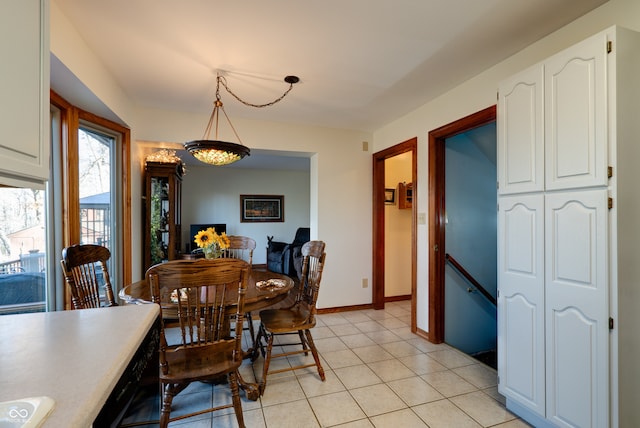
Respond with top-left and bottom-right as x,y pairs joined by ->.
228,371 -> 246,428
159,384 -> 175,428
260,333 -> 275,395
298,330 -> 309,355
304,330 -> 326,381
246,312 -> 255,347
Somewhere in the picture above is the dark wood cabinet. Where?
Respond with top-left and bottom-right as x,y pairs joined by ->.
398,182 -> 413,209
143,161 -> 183,272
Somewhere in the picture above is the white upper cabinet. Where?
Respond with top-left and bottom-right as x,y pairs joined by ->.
545,33 -> 608,191
498,65 -> 544,195
0,0 -> 50,183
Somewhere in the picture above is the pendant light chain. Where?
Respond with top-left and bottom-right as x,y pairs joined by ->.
217,74 -> 296,109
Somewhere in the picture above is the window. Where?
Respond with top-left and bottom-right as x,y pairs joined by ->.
49,92 -> 131,310
0,187 -> 47,314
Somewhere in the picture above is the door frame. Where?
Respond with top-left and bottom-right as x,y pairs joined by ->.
427,105 -> 496,343
372,138 -> 417,329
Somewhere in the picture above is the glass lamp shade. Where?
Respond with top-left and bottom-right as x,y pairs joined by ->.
184,140 -> 250,166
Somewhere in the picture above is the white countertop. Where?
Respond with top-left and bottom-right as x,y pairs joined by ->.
0,304 -> 159,427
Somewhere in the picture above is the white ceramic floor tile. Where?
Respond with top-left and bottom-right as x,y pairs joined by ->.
322,348 -> 363,369
376,317 -> 407,329
449,390 -> 517,427
421,370 -> 478,397
412,399 -> 482,428
386,376 -> 444,406
354,320 -> 387,333
329,323 -> 362,336
453,363 -> 498,389
427,348 -> 477,368
298,370 -> 345,397
124,307 -> 526,427
369,408 -> 429,428
349,383 -> 407,417
311,325 -> 338,339
366,358 -> 415,382
259,377 -> 306,407
317,313 -> 350,326
314,336 -> 349,352
263,398 -> 320,428
334,364 -> 382,389
380,340 -> 422,358
351,344 -> 395,363
339,333 -> 377,349
340,311 -> 373,323
308,391 -> 367,427
365,329 -> 402,344
398,353 -> 448,375
389,326 -> 420,340
333,418 -> 375,427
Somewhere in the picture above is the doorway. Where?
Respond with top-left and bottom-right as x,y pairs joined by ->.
372,138 -> 417,331
428,106 -> 496,343
444,122 -> 497,362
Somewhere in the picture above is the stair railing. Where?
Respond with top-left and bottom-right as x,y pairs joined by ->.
445,253 -> 496,307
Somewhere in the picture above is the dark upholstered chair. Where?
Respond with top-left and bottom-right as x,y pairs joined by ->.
266,227 -> 310,277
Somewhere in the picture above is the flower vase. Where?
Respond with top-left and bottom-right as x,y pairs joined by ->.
203,246 -> 222,259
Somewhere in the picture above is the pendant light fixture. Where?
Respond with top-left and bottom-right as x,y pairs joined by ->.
185,73 -> 299,166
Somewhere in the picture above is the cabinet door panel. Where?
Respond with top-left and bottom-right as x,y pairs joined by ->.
545,33 -> 607,191
0,0 -> 49,182
545,190 -> 608,428
498,194 -> 545,415
498,65 -> 544,195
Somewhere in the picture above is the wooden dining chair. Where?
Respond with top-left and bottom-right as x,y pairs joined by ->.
147,258 -> 249,428
223,236 -> 258,353
255,240 -> 326,395
60,244 -> 118,309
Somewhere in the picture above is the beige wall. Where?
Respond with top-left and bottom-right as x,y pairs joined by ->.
372,0 -> 640,331
50,0 -> 640,320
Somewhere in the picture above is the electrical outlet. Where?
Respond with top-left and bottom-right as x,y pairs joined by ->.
362,278 -> 368,288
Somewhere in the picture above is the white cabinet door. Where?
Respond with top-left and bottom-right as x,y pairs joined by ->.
498,194 -> 545,416
545,189 -> 608,428
0,0 -> 49,182
498,65 -> 544,195
545,32 -> 608,191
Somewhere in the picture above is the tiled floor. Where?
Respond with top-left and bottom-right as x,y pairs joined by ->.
121,301 -> 530,427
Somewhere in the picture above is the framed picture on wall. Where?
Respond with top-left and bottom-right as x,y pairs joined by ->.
240,195 -> 284,222
384,188 -> 396,205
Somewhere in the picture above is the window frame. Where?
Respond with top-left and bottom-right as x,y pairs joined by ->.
50,90 -> 131,309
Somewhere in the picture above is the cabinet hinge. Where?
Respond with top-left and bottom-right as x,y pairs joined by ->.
608,166 -> 613,178
607,41 -> 613,54
608,198 -> 613,209
609,317 -> 614,330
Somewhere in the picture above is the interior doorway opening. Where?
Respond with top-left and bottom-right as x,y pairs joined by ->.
372,138 -> 417,332
428,106 -> 496,344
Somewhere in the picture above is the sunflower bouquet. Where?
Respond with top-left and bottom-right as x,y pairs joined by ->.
193,227 -> 230,259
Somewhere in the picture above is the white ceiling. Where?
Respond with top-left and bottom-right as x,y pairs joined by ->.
52,0 -> 607,167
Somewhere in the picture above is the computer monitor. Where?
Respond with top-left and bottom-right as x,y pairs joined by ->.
187,223 -> 226,252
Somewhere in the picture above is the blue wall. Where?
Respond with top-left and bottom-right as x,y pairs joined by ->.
444,123 -> 497,355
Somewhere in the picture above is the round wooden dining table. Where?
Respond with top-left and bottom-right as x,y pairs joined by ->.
120,267 -> 294,312
119,267 -> 294,400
